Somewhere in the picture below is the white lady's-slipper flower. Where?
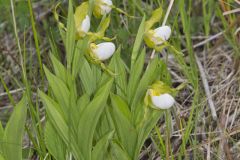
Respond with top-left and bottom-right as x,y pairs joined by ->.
151,93 -> 175,109
79,15 -> 90,34
99,0 -> 113,14
152,26 -> 171,44
90,42 -> 116,61
145,81 -> 175,110
144,26 -> 172,48
94,0 -> 113,18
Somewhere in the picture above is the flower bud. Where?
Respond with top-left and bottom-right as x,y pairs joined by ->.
90,42 -> 116,61
94,0 -> 113,18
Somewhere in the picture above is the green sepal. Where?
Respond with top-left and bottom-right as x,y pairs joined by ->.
74,2 -> 90,38
145,7 -> 163,31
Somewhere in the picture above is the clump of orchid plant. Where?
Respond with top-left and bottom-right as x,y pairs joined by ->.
43,1 -> 185,160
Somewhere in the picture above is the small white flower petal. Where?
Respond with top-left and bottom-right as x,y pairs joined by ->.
152,26 -> 171,45
151,93 -> 175,109
100,0 -> 113,15
80,15 -> 90,33
92,42 -> 116,61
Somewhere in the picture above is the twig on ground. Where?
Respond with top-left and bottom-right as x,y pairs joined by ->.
0,88 -> 25,97
182,32 -> 224,52
223,8 -> 240,16
235,0 -> 240,5
195,52 -> 217,120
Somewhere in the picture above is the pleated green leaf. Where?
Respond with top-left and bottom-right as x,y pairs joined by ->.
110,94 -> 137,158
79,58 -> 97,96
38,91 -> 68,145
76,93 -> 90,115
77,78 -> 113,160
110,94 -> 131,121
112,48 -> 128,99
40,90 -> 84,160
72,38 -> 89,78
2,95 -> 27,160
111,142 -> 131,160
134,110 -> 163,159
50,54 -> 68,84
131,58 -> 160,114
128,48 -> 146,104
44,66 -> 70,116
44,122 -> 66,160
131,16 -> 145,68
66,0 -> 76,67
92,130 -> 114,160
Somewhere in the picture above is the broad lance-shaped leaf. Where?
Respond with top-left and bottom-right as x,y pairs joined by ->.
110,94 -> 131,120
45,122 -> 66,160
79,58 -> 97,96
112,48 -> 128,99
44,66 -> 70,117
110,142 -> 131,160
110,94 -> 138,158
38,91 -> 69,145
77,78 -> 113,160
134,110 -> 163,159
2,95 -> 27,160
131,16 -> 146,68
76,93 -> 90,117
131,58 -> 161,114
127,48 -> 146,104
50,54 -> 68,84
94,106 -> 114,140
72,38 -> 89,78
66,0 -> 76,67
92,130 -> 114,160
39,91 -> 84,160
68,93 -> 90,133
